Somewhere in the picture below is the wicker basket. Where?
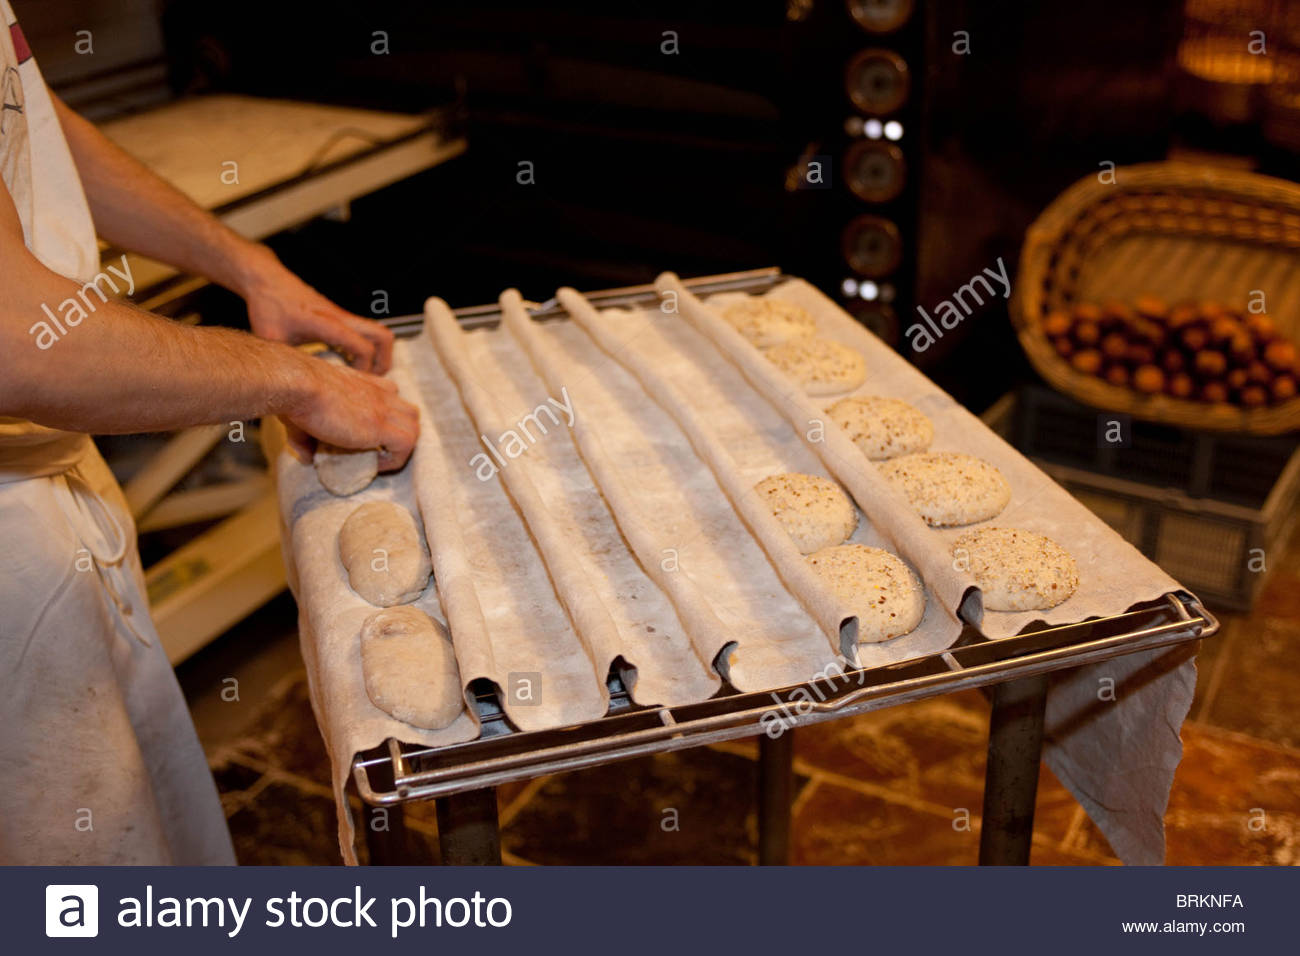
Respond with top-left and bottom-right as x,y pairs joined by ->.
1013,161 -> 1300,434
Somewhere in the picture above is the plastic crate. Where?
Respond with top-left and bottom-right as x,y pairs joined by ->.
986,385 -> 1300,611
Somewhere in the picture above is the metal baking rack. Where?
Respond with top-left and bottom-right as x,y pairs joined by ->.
353,593 -> 1216,807
382,266 -> 788,336
357,270 -> 1221,845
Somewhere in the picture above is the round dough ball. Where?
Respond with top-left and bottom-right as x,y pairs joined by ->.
953,527 -> 1079,611
339,501 -> 432,606
755,472 -> 857,553
315,444 -> 379,496
826,396 -> 934,460
878,451 -> 1011,527
762,337 -> 867,396
720,297 -> 817,347
806,544 -> 924,642
361,605 -> 463,729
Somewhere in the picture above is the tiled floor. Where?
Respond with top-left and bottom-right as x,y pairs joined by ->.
180,527 -> 1300,866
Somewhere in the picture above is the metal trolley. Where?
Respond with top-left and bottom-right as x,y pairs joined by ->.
354,270 -> 1220,866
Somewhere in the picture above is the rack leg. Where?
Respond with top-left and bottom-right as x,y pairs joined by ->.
436,788 -> 501,865
363,802 -> 411,865
979,673 -> 1049,865
758,730 -> 794,865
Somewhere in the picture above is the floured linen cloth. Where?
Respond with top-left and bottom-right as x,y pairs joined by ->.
276,445 -> 480,865
279,276 -> 1202,865
663,275 -> 1199,864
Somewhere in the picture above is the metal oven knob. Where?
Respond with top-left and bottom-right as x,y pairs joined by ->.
846,0 -> 914,35
844,48 -> 910,115
842,214 -> 903,277
844,141 -> 906,203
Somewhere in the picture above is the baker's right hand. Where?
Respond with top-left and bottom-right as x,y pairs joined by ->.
281,356 -> 418,471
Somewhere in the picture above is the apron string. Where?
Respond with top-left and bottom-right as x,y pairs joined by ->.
55,468 -> 129,564
53,466 -> 152,646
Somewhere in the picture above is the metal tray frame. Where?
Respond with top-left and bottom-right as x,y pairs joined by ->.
355,593 -> 1215,805
354,268 -> 1220,863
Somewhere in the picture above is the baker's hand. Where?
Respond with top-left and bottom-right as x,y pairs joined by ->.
239,244 -> 394,374
282,356 -> 418,471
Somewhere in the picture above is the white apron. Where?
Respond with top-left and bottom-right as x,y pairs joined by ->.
0,0 -> 234,865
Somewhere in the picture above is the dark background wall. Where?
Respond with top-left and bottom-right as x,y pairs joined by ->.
17,0 -> 1187,409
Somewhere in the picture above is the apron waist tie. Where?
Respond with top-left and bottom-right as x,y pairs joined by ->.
53,466 -> 153,647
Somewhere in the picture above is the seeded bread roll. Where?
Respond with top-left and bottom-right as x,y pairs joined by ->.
315,444 -> 379,496
762,337 -> 867,396
361,605 -> 463,728
806,544 -> 924,642
755,472 -> 858,553
826,396 -> 934,460
720,297 -> 818,347
339,501 -> 432,606
877,451 -> 1011,527
953,527 -> 1078,611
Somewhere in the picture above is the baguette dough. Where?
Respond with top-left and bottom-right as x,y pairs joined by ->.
720,297 -> 817,347
877,451 -> 1011,527
315,444 -> 379,496
806,544 -> 924,642
826,395 -> 933,460
755,472 -> 857,553
339,501 -> 432,606
762,337 -> 867,395
953,527 -> 1079,611
360,605 -> 464,728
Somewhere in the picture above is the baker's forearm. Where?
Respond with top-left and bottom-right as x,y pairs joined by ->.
51,94 -> 267,296
51,97 -> 394,372
0,157 -> 414,460
0,258 -> 314,433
